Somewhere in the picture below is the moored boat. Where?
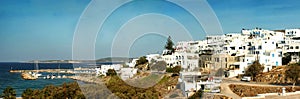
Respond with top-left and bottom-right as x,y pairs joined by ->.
21,72 -> 38,80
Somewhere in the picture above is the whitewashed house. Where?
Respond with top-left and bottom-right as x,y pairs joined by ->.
97,63 -> 122,76
146,54 -> 161,62
127,58 -> 138,68
120,68 -> 138,80
224,28 -> 283,77
162,49 -> 199,71
285,29 -> 300,37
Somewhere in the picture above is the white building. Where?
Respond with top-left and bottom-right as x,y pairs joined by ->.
178,72 -> 202,97
146,54 -> 161,62
120,68 -> 138,80
167,27 -> 300,77
223,28 -> 284,77
97,63 -> 122,76
127,59 -> 138,68
285,29 -> 300,37
206,35 -> 226,54
162,50 -> 199,71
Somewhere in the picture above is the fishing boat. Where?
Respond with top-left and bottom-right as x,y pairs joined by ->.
21,61 -> 42,80
51,75 -> 56,79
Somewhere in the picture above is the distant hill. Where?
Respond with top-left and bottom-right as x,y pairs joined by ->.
27,57 -> 132,63
96,57 -> 131,63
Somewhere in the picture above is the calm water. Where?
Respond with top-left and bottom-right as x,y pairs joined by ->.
0,62 -> 77,96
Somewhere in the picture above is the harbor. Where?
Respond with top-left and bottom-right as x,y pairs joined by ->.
9,69 -> 74,73
0,62 -> 77,96
9,67 -> 98,80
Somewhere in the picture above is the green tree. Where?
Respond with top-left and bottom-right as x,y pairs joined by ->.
165,36 -> 175,53
22,88 -> 34,99
244,61 -> 264,81
282,53 -> 292,65
1,86 -> 16,99
166,66 -> 181,74
188,90 -> 203,99
136,56 -> 148,66
285,63 -> 300,91
172,66 -> 181,73
106,69 -> 117,76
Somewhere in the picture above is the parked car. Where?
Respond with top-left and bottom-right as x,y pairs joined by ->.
203,88 -> 211,92
241,76 -> 251,82
211,87 -> 220,93
213,77 -> 222,83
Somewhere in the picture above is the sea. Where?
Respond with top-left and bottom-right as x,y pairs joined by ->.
0,62 -> 96,97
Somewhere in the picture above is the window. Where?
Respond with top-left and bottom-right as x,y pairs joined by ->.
215,58 -> 219,62
279,52 -> 282,57
296,46 -> 299,49
290,46 -> 294,49
272,54 -> 275,57
258,46 -> 262,49
256,51 -> 260,54
265,59 -> 267,63
230,47 -> 235,50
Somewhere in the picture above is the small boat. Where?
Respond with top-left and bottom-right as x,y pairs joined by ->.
46,75 -> 51,79
29,61 -> 42,78
56,64 -> 61,79
31,72 -> 42,78
51,75 -> 56,79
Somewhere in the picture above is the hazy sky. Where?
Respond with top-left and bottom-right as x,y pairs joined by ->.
1,0 -> 300,62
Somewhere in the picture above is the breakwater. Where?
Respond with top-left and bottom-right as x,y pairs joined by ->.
9,69 -> 74,73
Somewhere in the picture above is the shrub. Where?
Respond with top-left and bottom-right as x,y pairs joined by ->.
106,69 -> 117,76
166,66 -> 181,73
1,86 -> 16,99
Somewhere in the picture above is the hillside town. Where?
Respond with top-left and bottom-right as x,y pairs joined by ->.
88,27 -> 300,98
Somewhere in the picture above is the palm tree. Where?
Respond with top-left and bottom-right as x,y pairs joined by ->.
1,86 -> 16,99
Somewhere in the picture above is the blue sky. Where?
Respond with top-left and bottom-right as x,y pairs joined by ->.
209,0 -> 300,32
0,0 -> 300,62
